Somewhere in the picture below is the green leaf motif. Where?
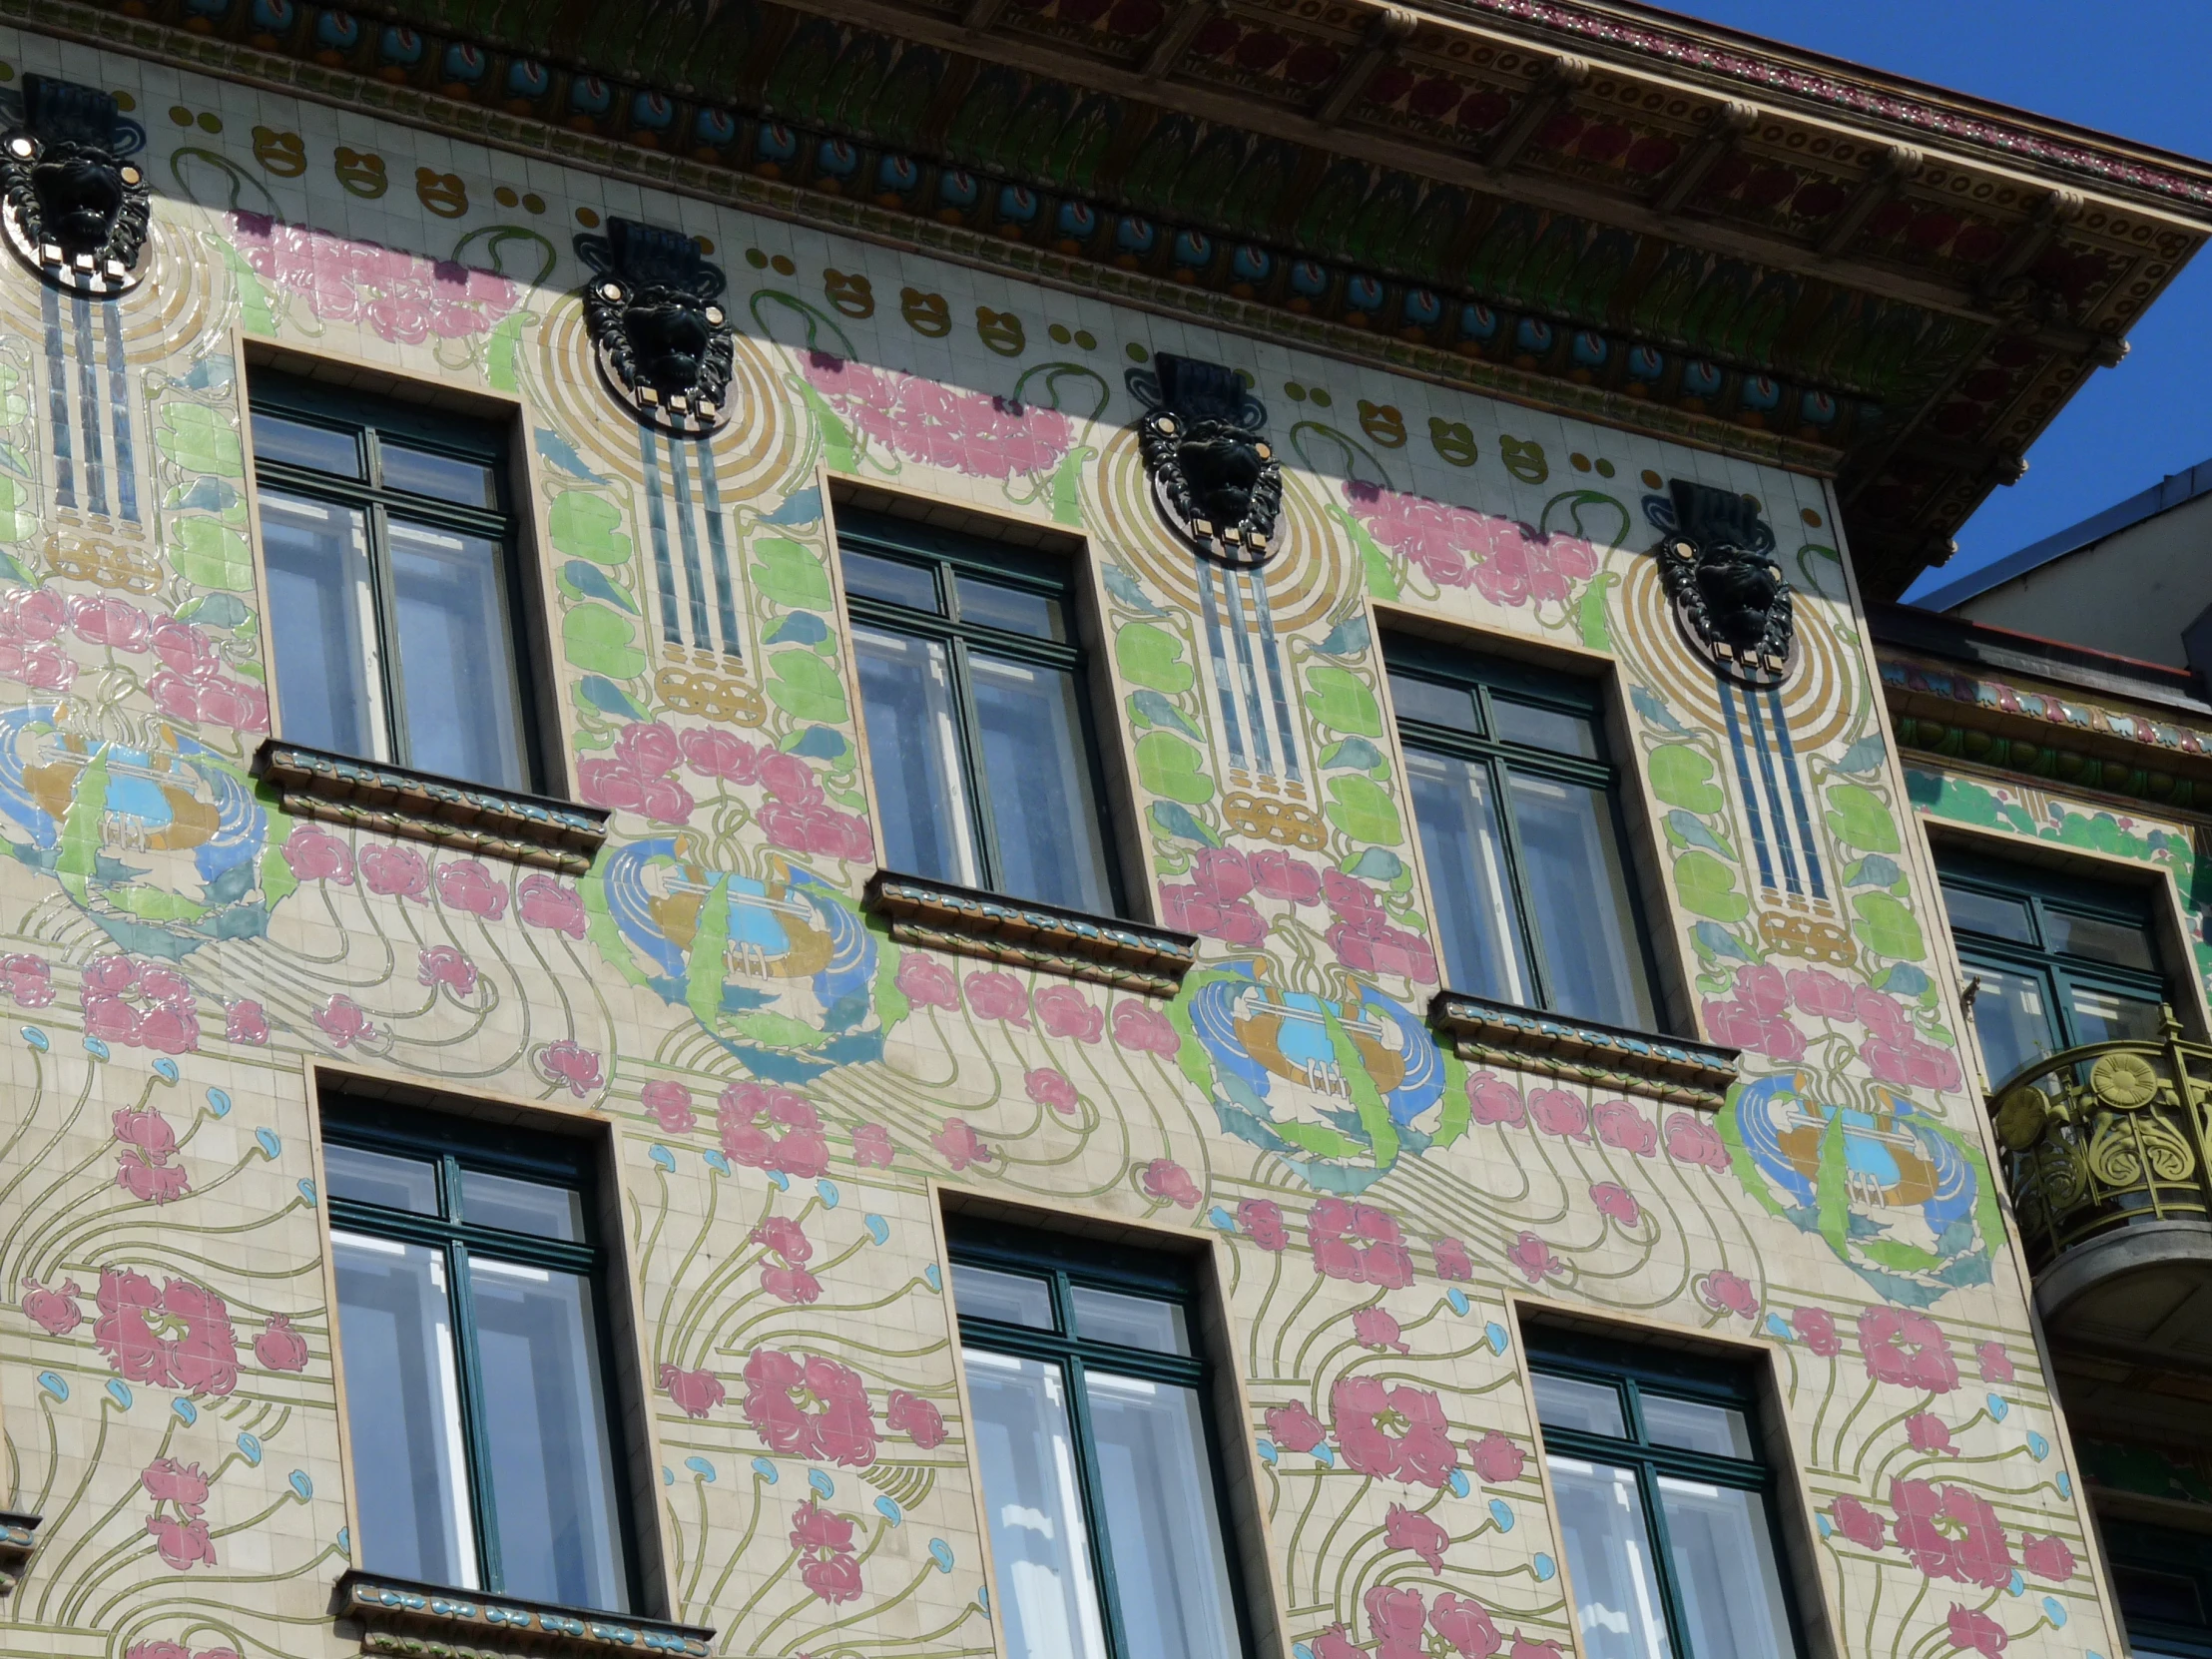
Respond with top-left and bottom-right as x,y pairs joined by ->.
752,537 -> 832,611
1852,890 -> 1926,961
0,476 -> 34,544
562,605 -> 648,680
1827,782 -> 1901,853
1672,849 -> 1748,922
170,518 -> 256,590
767,650 -> 848,724
156,401 -> 243,477
1135,732 -> 1214,805
1117,623 -> 1193,694
548,490 -> 632,566
1304,666 -> 1383,739
1649,745 -> 1724,814
1325,776 -> 1401,845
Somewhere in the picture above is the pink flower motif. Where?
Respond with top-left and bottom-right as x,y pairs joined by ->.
1788,967 -> 1857,1019
1159,882 -> 1269,948
1467,1071 -> 1526,1126
1248,849 -> 1323,904
71,593 -> 153,651
1112,999 -> 1181,1055
1467,1431 -> 1526,1485
1528,1088 -> 1590,1140
417,945 -> 478,997
254,1315 -> 309,1373
1975,1342 -> 2015,1383
147,1513 -> 217,1570
1035,983 -> 1104,1043
1312,1627 -> 1363,1659
1864,1032 -> 1963,1093
1432,1237 -> 1473,1281
518,873 -> 587,937
1734,963 -> 1788,1019
1860,1307 -> 1959,1393
851,1123 -> 895,1168
1907,1412 -> 1957,1456
887,1388 -> 947,1449
434,859 -> 509,919
790,1496 -> 859,1594
1367,1584 -> 1428,1659
358,843 -> 429,900
763,1263 -> 823,1305
95,1268 -> 172,1385
932,1117 -> 992,1172
758,800 -> 872,860
1312,1197 -> 1415,1287
115,1104 -> 189,1205
1702,994 -> 1805,1060
538,1040 -> 604,1099
1139,1157 -> 1202,1209
719,1082 -> 830,1179
1663,1111 -> 1729,1171
1945,1606 -> 2006,1657
282,823 -> 354,883
84,954 -> 137,994
1331,1376 -> 1459,1487
1428,1593 -> 1503,1659
1266,1400 -> 1328,1454
801,1549 -> 862,1604
1506,1638 -> 1564,1659
1239,1198 -> 1289,1251
1795,1307 -> 1843,1358
741,1349 -> 878,1466
804,355 -> 1075,480
1855,985 -> 1912,1043
0,951 -> 52,1007
313,995 -> 375,1048
1831,1494 -> 1887,1551
680,727 -> 762,783
1353,1305 -> 1410,1354
1191,847 -> 1255,904
1590,1183 -> 1641,1227
1325,910 -> 1439,982
163,1278 -> 241,1397
963,971 -> 1031,1026
2020,1533 -> 2075,1581
1593,1099 -> 1658,1156
1892,1478 -> 2012,1588
22,1277 -> 82,1337
225,1000 -> 270,1044
659,1363 -> 725,1419
1506,1231 -> 1562,1285
1024,1067 -> 1079,1114
126,1643 -> 193,1659
895,951 -> 960,1010
1383,1502 -> 1449,1572
1700,1270 -> 1759,1320
643,1080 -> 697,1135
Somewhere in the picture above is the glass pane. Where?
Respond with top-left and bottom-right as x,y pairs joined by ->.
325,1144 -> 439,1215
382,442 -> 499,509
2114,1564 -> 2205,1626
956,573 -> 1065,641
1492,697 -> 1599,759
1656,1474 -> 1795,1659
952,1264 -> 1056,1331
1086,1371 -> 1243,1659
1388,672 -> 1479,733
1533,1373 -> 1626,1437
965,1348 -> 1111,1659
1509,771 -> 1657,1031
253,409 -> 361,477
842,548 -> 940,612
388,517 -> 529,792
469,1257 -> 626,1610
2068,984 -> 2165,1047
1639,1394 -> 1754,1460
1071,1286 -> 1190,1356
852,626 -> 979,886
1940,882 -> 2034,944
1548,1456 -> 1673,1659
1406,748 -> 1532,1004
970,651 -> 1114,915
261,488 -> 382,761
331,1230 -> 478,1588
461,1168 -> 585,1242
1965,963 -> 2061,1086
2043,907 -> 2158,972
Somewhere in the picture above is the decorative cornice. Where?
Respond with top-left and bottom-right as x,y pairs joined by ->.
1429,991 -> 1739,1109
864,871 -> 1197,997
0,1511 -> 39,1594
253,742 -> 609,875
340,1572 -> 714,1659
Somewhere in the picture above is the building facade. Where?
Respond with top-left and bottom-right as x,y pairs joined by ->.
2,6 -> 2211,1659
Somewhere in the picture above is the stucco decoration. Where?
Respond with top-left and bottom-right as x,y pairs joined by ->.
1648,478 -> 1796,686
0,72 -> 149,295
1131,352 -> 1283,568
574,216 -> 735,435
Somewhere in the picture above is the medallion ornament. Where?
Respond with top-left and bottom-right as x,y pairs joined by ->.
0,74 -> 151,295
574,217 -> 736,435
1129,352 -> 1283,567
1646,478 -> 1795,685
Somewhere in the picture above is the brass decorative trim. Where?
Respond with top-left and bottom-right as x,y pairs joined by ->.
341,1572 -> 714,1659
254,742 -> 608,875
1429,991 -> 1740,1109
864,871 -> 1197,997
0,1510 -> 38,1594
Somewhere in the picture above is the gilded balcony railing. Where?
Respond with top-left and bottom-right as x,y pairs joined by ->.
1988,1008 -> 2212,1278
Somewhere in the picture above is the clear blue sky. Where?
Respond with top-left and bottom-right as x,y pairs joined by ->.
1661,0 -> 2212,602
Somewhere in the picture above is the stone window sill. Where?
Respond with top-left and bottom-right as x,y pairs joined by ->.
1429,991 -> 1739,1109
864,870 -> 1198,996
0,1510 -> 38,1595
255,741 -> 609,875
339,1570 -> 713,1658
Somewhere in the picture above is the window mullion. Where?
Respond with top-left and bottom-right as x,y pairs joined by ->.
947,636 -> 1004,893
445,1237 -> 505,1593
1063,1355 -> 1136,1659
364,500 -> 409,769
1635,1457 -> 1698,1659
1487,755 -> 1555,1010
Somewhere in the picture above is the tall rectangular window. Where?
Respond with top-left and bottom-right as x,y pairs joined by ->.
1528,1333 -> 1806,1659
839,510 -> 1119,914
1388,641 -> 1659,1030
949,1224 -> 1249,1659
322,1100 -> 633,1611
250,376 -> 538,793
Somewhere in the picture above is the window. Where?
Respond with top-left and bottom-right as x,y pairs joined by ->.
250,375 -> 539,793
839,509 -> 1119,915
322,1100 -> 633,1611
1528,1333 -> 1805,1659
2104,1518 -> 2212,1659
1937,852 -> 2168,1087
948,1223 -> 1249,1659
1388,640 -> 1659,1030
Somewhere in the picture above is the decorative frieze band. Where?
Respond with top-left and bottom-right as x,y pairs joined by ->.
1429,992 -> 1740,1109
0,1510 -> 39,1594
340,1572 -> 714,1659
254,742 -> 609,875
864,871 -> 1198,997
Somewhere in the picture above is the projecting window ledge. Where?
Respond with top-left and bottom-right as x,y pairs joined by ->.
0,1511 -> 40,1595
255,741 -> 609,875
1429,991 -> 1739,1109
340,1571 -> 714,1659
865,869 -> 1198,996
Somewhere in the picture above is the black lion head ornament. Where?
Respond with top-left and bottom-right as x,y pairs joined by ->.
0,74 -> 151,295
1647,479 -> 1795,686
574,218 -> 735,436
1128,353 -> 1283,567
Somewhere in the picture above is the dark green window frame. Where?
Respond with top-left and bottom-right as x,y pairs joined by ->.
248,373 -> 546,792
949,1221 -> 1256,1659
2103,1517 -> 2212,1658
838,508 -> 1125,916
322,1100 -> 640,1610
1528,1331 -> 1811,1659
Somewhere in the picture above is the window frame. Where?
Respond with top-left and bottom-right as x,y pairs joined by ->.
1384,636 -> 1666,1026
947,1221 -> 1257,1659
1526,1330 -> 1811,1659
247,373 -> 546,793
837,507 -> 1126,917
2102,1516 -> 2212,1658
319,1098 -> 641,1612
